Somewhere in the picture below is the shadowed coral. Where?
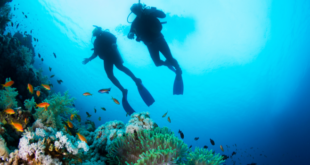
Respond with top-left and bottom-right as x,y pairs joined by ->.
34,91 -> 77,130
106,127 -> 188,165
24,96 -> 36,112
180,148 -> 225,165
0,86 -> 18,109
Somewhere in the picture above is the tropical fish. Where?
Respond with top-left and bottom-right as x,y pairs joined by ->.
78,158 -> 82,163
98,117 -> 101,121
27,83 -> 33,94
11,121 -> 23,132
220,145 -> 224,152
76,114 -> 81,122
86,112 -> 91,117
101,107 -> 106,111
38,53 -> 40,58
94,108 -> 96,113
57,80 -> 63,84
64,125 -> 68,132
37,38 -> 39,42
16,23 -> 19,28
25,15 -> 27,18
34,38 -> 37,41
4,108 -> 15,115
50,75 -> 55,78
36,102 -> 50,111
231,151 -> 236,157
36,90 -> 40,97
22,12 -> 24,14
53,52 -> 56,58
167,117 -> 171,123
70,114 -> 75,120
77,133 -> 87,143
210,139 -> 215,145
67,120 -> 73,128
98,88 -> 111,94
109,131 -> 117,141
111,97 -> 119,105
2,80 -> 14,88
178,130 -> 184,139
41,58 -> 43,61
222,155 -> 229,160
203,145 -> 208,149
14,7 -> 15,10
162,111 -> 168,117
11,22 -> 13,27
41,84 -> 51,90
72,104 -> 75,107
49,67 -> 52,71
24,118 -> 28,124
83,92 -> 92,96
189,145 -> 192,149
194,137 -> 199,141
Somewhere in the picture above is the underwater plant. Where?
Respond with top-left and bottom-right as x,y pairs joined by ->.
106,127 -> 188,165
34,91 -> 77,130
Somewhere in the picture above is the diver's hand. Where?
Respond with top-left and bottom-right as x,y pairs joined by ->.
82,58 -> 89,65
127,32 -> 134,39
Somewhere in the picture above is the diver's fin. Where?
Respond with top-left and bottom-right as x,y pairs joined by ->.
137,83 -> 155,107
173,74 -> 183,95
122,91 -> 135,115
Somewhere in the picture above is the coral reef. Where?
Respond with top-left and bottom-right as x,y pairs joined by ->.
0,86 -> 18,109
106,127 -> 188,165
34,91 -> 77,130
125,111 -> 158,133
0,135 -> 9,160
181,148 -> 225,165
0,0 -> 11,34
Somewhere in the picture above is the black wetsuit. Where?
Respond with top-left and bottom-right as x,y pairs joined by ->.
94,31 -> 123,65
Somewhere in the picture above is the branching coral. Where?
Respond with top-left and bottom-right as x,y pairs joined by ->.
106,127 -> 188,165
24,96 -> 36,112
34,91 -> 77,130
0,86 -> 18,109
180,148 -> 225,165
125,112 -> 158,133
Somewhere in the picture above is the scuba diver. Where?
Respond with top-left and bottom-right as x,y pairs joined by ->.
83,26 -> 154,114
127,3 -> 184,95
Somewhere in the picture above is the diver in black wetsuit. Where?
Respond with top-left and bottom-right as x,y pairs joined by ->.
83,26 -> 141,98
127,3 -> 183,94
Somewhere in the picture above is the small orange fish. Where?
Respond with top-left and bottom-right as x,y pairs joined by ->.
70,114 -> 75,120
64,125 -> 68,132
168,117 -> 171,123
4,108 -> 15,115
83,92 -> 92,96
162,111 -> 168,118
220,145 -> 224,152
78,158 -> 82,163
2,80 -> 14,88
27,84 -> 33,94
112,97 -> 120,105
11,121 -> 23,132
41,84 -> 51,90
24,118 -> 28,124
77,133 -> 87,143
36,90 -> 40,97
36,102 -> 50,111
67,120 -> 73,128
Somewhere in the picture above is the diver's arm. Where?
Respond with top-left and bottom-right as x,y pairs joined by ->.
83,53 -> 97,65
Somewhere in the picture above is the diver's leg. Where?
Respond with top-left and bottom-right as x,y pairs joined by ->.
146,44 -> 165,67
104,60 -> 126,94
157,37 -> 182,75
115,63 -> 142,85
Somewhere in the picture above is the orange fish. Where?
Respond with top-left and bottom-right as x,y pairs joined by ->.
2,80 -> 14,88
11,121 -> 23,132
24,118 -> 28,124
67,120 -> 73,128
111,97 -> 120,105
78,158 -> 82,163
77,133 -> 87,143
27,84 -> 33,94
4,108 -> 15,115
83,92 -> 92,96
36,102 -> 50,111
70,114 -> 75,121
36,90 -> 40,97
64,125 -> 68,132
41,84 -> 51,90
220,145 -> 224,152
168,117 -> 171,123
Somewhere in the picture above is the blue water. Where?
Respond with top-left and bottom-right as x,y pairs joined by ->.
5,0 -> 310,164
